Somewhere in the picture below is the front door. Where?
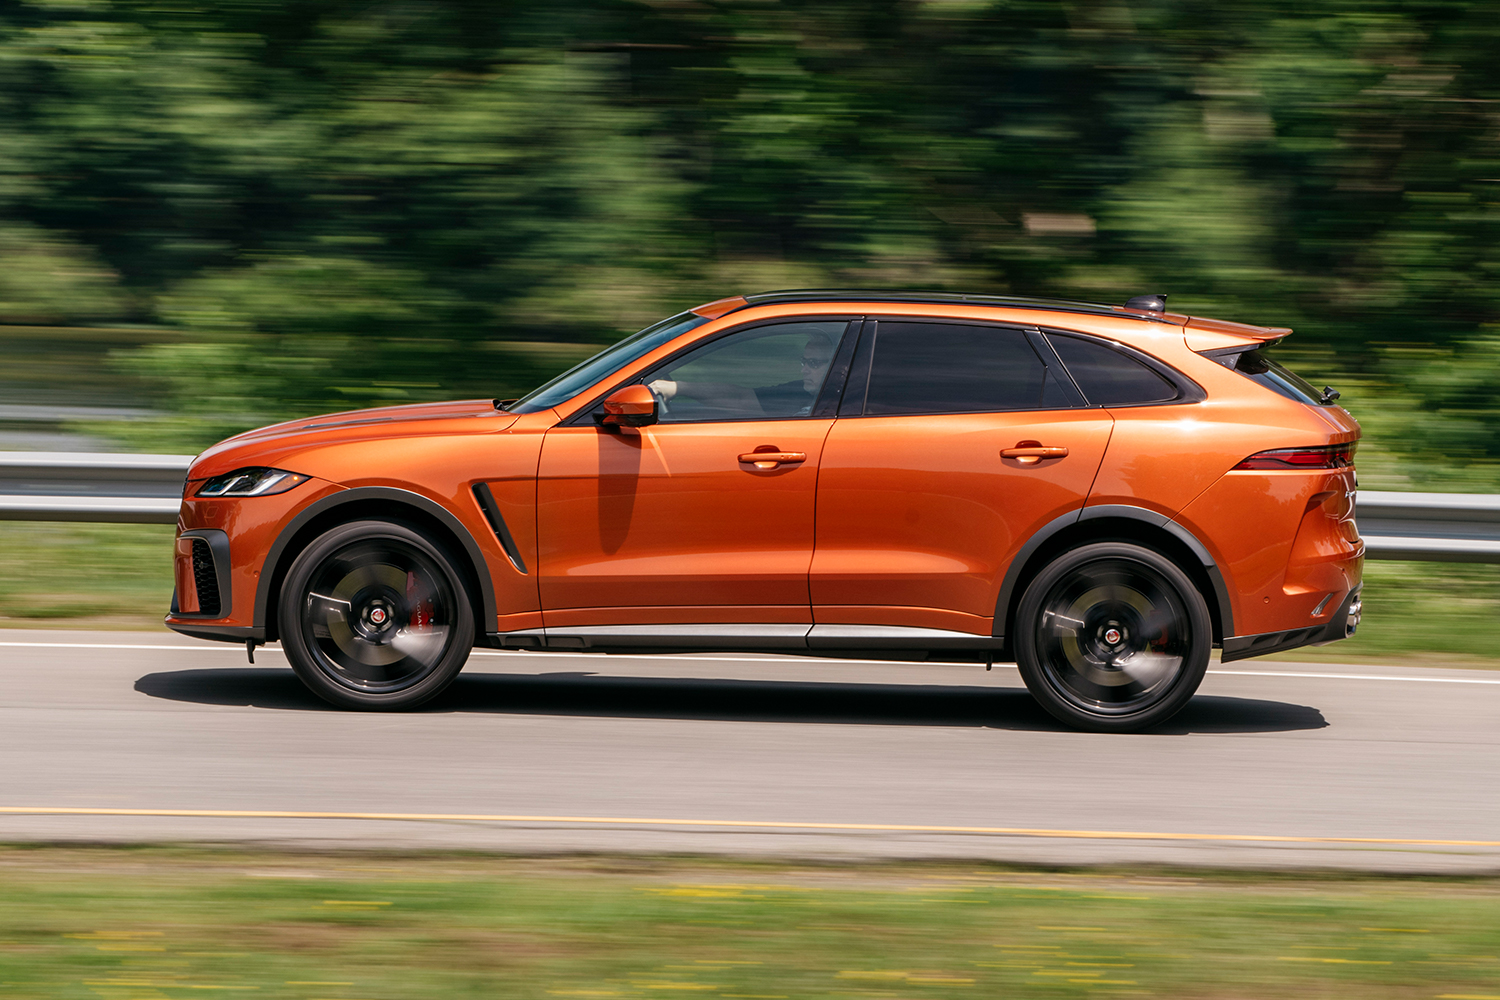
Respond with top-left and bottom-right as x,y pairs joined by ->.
810,319 -> 1115,635
537,319 -> 850,628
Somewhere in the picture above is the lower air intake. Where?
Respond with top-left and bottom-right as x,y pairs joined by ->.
192,538 -> 221,617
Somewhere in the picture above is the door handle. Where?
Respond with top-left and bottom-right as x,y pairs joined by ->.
1001,442 -> 1068,465
738,449 -> 807,470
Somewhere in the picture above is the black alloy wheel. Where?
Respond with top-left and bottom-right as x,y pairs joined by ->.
1015,542 -> 1210,732
279,520 -> 474,710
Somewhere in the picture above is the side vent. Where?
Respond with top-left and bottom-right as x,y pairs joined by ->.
472,483 -> 528,574
191,538 -> 221,617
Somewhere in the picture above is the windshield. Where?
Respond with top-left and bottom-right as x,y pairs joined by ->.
507,312 -> 711,414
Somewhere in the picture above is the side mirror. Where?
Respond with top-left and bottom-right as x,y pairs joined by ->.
598,384 -> 658,429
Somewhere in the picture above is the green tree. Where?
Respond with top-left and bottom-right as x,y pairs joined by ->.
0,0 -> 1495,478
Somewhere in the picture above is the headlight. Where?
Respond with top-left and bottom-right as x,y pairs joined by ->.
195,467 -> 309,498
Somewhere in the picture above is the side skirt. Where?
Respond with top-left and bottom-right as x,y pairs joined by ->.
487,623 -> 1004,658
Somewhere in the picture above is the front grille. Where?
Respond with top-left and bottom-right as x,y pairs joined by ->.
191,538 -> 221,616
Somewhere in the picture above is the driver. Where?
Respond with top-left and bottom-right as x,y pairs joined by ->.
648,332 -> 835,418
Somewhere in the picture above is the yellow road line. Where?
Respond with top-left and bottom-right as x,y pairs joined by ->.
0,807 -> 1497,847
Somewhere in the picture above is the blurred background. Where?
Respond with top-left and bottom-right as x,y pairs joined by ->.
2,0 -> 1499,638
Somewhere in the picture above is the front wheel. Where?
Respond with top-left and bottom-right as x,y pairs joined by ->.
1015,542 -> 1210,732
278,520 -> 474,710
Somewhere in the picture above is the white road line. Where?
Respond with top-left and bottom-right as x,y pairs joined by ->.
4,639 -> 1500,685
0,642 -> 246,652
1210,668 -> 1500,684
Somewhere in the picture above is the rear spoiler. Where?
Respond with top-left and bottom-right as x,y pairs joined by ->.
1185,315 -> 1292,357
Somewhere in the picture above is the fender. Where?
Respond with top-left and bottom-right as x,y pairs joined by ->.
992,503 -> 1234,641
253,486 -> 498,638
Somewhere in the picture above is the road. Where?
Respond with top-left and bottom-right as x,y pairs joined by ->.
1,629 -> 1497,872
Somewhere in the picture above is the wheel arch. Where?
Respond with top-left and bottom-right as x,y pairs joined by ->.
254,487 -> 496,643
994,505 -> 1233,648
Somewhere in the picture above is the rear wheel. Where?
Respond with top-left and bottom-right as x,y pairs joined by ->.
279,520 -> 474,710
1015,542 -> 1210,732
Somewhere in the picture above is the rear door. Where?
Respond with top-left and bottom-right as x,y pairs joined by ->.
810,319 -> 1115,636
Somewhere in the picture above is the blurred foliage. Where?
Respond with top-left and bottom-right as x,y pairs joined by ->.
0,222 -> 129,323
0,0 -> 1497,480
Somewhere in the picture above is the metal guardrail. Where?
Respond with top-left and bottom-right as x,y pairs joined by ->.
1,453 -> 1498,561
0,452 -> 188,523
1357,490 -> 1500,563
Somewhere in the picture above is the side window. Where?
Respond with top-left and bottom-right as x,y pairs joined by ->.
863,322 -> 1066,415
1046,333 -> 1178,406
645,321 -> 845,423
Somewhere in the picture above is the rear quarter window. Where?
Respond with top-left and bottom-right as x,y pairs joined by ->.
1223,348 -> 1327,405
1046,333 -> 1179,406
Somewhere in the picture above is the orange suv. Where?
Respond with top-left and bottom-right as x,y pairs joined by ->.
166,291 -> 1363,731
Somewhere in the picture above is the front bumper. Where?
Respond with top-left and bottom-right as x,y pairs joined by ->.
166,622 -> 264,644
163,476 -> 343,639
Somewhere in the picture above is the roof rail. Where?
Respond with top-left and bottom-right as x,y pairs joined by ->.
737,289 -> 1179,323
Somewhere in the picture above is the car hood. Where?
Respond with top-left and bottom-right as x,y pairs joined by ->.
190,399 -> 517,480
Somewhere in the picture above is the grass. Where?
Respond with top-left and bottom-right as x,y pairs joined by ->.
0,522 -> 174,627
1269,559 -> 1500,667
2,522 -> 1498,667
1,848 -> 1498,999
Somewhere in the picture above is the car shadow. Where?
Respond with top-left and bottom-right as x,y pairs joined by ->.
133,667 -> 1327,734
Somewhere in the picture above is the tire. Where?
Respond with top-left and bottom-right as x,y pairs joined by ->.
1014,542 -> 1210,733
278,520 -> 475,710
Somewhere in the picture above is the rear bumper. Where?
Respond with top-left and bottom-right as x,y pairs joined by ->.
1221,585 -> 1362,663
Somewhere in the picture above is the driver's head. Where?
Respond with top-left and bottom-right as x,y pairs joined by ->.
801,333 -> 835,393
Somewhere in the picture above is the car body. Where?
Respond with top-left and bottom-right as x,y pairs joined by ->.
166,290 -> 1363,730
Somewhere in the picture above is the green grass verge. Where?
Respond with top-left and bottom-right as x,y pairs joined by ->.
1,849 -> 1498,999
1281,559 -> 1500,667
2,522 -> 1498,666
0,522 -> 173,627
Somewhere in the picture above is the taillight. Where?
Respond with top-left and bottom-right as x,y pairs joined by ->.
1234,443 -> 1356,470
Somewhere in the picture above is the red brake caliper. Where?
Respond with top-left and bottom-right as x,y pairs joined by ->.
406,571 -> 432,629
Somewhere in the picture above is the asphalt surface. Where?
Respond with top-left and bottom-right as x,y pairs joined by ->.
1,629 -> 1497,872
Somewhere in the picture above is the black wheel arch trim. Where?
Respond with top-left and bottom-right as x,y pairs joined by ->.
253,486 -> 498,640
993,504 -> 1234,642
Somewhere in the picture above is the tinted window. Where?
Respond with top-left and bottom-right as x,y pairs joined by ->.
1230,348 -> 1326,405
509,312 -> 709,414
1047,333 -> 1178,405
645,321 -> 844,422
864,322 -> 1054,415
